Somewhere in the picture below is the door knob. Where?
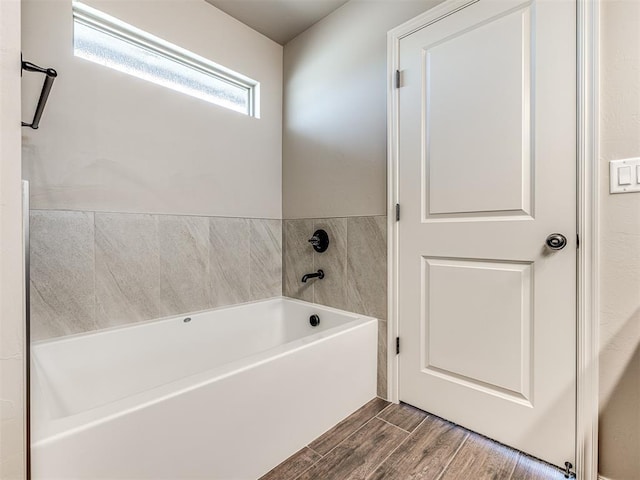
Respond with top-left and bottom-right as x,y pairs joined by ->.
545,233 -> 567,251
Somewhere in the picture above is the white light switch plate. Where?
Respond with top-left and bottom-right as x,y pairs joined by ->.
610,157 -> 640,194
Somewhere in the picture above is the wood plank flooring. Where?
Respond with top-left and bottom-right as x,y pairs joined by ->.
259,398 -> 567,480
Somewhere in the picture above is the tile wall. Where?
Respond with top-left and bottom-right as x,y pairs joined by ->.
30,210 -> 282,341
283,216 -> 388,397
30,211 -> 387,397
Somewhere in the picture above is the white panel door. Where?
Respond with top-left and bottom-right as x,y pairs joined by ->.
397,0 -> 576,467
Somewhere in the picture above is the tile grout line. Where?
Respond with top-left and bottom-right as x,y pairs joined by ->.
307,411 -> 406,480
343,217 -> 349,310
507,453 -> 523,480
305,444 -> 323,458
248,219 -> 254,300
31,208 -> 284,221
375,403 -> 394,417
363,415 -> 432,480
306,405 -> 389,461
434,432 -> 471,480
312,219 -> 316,304
92,211 -> 97,329
282,447 -> 324,480
207,217 -> 213,309
289,403 -> 390,480
374,415 -> 413,434
275,405 -> 563,480
288,463 -> 314,480
154,214 -> 161,314
346,216 -> 351,309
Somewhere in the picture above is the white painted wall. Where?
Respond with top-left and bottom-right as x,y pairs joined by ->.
21,0 -> 283,219
598,2 -> 640,479
282,0 -> 442,219
0,0 -> 26,478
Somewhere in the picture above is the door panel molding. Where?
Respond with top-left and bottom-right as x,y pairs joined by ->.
387,1 -> 599,479
422,4 -> 534,220
421,256 -> 533,405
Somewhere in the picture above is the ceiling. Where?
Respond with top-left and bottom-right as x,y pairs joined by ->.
205,0 -> 350,45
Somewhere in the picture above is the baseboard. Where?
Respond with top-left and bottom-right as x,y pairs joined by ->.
599,475 -> 612,480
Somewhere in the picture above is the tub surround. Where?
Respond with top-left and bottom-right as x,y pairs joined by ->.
283,216 -> 387,318
283,218 -> 315,303
313,219 -> 349,310
96,213 -> 162,327
30,210 -> 282,341
30,211 -> 98,339
158,215 -> 211,316
283,215 -> 387,397
250,219 -> 284,300
209,217 -> 252,306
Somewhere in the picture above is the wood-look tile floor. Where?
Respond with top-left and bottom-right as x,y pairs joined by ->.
260,398 -> 567,480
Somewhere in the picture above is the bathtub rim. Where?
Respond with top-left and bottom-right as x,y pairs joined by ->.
31,295 -> 355,347
31,297 -> 378,446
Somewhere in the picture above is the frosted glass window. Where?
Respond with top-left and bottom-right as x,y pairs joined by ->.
72,2 -> 257,116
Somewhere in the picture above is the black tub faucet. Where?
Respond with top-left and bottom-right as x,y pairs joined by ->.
301,269 -> 324,283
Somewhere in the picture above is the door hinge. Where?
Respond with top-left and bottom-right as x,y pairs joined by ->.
576,234 -> 580,249
395,69 -> 401,88
396,337 -> 400,355
395,203 -> 400,221
563,461 -> 575,478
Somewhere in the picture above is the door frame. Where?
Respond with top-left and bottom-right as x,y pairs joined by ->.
385,1 -> 600,479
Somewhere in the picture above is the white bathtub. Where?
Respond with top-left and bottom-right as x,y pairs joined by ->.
31,297 -> 378,479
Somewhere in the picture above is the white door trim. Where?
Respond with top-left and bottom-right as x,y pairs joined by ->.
575,0 -> 600,478
386,1 -> 600,478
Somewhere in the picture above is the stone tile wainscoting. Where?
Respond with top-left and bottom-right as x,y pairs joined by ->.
30,210 -> 282,341
283,216 -> 388,397
31,212 -> 387,394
